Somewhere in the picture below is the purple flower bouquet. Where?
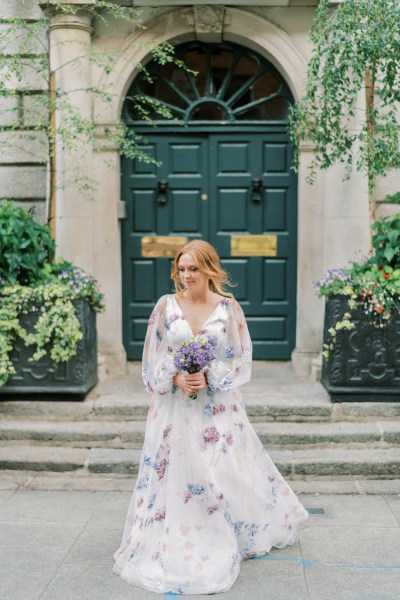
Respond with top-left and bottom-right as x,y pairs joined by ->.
173,335 -> 215,399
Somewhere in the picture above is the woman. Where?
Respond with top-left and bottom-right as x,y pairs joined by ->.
112,240 -> 308,595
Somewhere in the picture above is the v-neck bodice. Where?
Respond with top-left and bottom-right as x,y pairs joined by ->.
170,294 -> 224,337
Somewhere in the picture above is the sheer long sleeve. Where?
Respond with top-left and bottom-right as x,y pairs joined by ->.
142,295 -> 177,396
206,299 -> 252,392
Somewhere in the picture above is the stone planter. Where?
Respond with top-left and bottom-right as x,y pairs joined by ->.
0,298 -> 97,398
321,295 -> 400,402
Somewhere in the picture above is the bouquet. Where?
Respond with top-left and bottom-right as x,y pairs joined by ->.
173,335 -> 215,399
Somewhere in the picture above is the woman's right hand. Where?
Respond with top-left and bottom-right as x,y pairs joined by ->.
173,372 -> 207,396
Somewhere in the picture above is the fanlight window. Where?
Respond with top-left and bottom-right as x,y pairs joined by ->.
124,42 -> 293,123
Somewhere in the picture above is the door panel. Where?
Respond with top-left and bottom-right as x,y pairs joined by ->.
209,134 -> 297,358
121,136 -> 208,358
122,131 -> 297,359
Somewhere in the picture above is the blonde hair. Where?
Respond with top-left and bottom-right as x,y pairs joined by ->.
171,240 -> 235,296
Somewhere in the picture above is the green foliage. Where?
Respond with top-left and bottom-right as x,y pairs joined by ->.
385,192 -> 400,205
372,213 -> 400,268
0,202 -> 105,387
316,211 -> 400,359
0,1 -> 187,205
0,200 -> 55,284
289,0 -> 400,193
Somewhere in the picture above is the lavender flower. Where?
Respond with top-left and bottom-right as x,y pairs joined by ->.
173,335 -> 215,399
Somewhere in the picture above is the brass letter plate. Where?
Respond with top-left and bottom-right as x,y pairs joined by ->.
141,236 -> 188,258
231,234 -> 277,257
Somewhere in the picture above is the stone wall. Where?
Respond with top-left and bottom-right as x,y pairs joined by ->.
0,0 -> 48,222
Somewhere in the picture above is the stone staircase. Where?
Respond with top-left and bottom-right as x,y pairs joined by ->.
1,362 -> 400,485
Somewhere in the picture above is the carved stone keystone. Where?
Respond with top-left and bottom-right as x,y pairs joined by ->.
193,5 -> 226,43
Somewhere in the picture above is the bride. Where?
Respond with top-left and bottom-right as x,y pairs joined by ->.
112,239 -> 308,595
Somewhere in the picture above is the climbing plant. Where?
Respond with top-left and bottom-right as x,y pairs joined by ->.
289,0 -> 400,222
0,0 -> 187,221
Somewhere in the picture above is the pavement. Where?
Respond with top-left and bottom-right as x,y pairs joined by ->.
1,362 -> 400,599
1,485 -> 400,600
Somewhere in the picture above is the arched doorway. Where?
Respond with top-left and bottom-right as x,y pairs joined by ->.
121,41 -> 297,359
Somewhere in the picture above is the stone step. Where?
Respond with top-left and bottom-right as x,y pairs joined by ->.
1,444 -> 400,479
1,394 -> 400,422
1,419 -> 400,449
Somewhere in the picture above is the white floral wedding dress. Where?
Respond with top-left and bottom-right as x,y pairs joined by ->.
112,294 -> 308,595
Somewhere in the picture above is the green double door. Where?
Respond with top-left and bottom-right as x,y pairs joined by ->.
121,130 -> 297,359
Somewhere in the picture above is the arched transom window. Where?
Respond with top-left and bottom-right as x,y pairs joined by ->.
124,42 -> 294,124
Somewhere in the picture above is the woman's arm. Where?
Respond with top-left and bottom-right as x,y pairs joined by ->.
142,296 -> 177,395
205,299 -> 252,392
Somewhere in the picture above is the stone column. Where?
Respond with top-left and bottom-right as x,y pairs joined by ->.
42,2 -> 127,377
291,143 -> 326,377
91,128 -> 128,378
43,2 -> 95,273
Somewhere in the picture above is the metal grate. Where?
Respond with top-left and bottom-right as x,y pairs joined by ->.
306,507 -> 325,515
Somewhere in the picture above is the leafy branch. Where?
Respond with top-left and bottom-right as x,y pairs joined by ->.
289,0 -> 400,222
0,0 -> 188,216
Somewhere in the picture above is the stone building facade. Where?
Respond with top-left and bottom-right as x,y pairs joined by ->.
0,1 -> 396,380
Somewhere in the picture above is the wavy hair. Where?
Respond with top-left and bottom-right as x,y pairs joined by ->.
171,240 -> 235,296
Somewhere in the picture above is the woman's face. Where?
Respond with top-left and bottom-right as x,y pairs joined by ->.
177,253 -> 209,292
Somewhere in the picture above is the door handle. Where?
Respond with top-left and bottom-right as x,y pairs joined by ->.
251,178 -> 263,203
156,180 -> 169,205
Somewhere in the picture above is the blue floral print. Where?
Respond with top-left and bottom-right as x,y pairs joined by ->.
187,483 -> 205,496
112,293 -> 309,595
226,345 -> 234,358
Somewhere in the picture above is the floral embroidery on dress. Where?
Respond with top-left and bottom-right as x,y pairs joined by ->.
202,427 -> 220,444
226,345 -> 234,358
112,293 -> 309,595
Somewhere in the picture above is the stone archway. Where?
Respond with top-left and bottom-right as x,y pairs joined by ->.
91,7 -> 324,376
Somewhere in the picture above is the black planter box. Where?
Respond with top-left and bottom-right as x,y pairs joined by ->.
321,295 -> 400,402
0,298 -> 98,398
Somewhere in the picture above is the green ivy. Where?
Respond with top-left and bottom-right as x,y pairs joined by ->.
0,277 -> 105,388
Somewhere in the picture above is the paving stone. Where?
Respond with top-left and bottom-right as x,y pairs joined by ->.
86,491 -> 132,528
300,494 -> 399,527
385,498 -> 400,528
0,523 -> 82,563
39,564 -> 158,600
0,445 -> 88,471
64,527 -> 124,565
300,525 -> 400,566
305,565 -> 400,600
189,559 -> 310,600
0,567 -> 60,600
0,489 -> 104,525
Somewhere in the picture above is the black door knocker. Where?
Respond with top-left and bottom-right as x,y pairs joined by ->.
250,178 -> 263,203
157,180 -> 169,205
